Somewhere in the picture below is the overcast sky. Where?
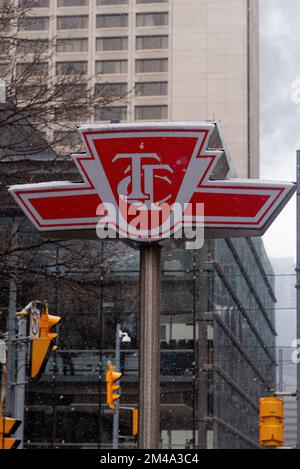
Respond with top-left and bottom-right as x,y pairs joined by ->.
260,0 -> 300,262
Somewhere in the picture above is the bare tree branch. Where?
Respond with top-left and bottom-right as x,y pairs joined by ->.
0,0 -> 135,298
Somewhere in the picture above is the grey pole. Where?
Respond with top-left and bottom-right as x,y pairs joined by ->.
6,278 -> 17,417
278,348 -> 284,393
0,344 -> 7,417
14,316 -> 27,449
112,322 -> 121,449
138,245 -> 161,449
296,150 -> 300,448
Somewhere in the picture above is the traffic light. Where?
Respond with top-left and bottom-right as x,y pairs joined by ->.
39,305 -> 61,344
30,304 -> 61,381
106,363 -> 123,410
132,408 -> 138,437
0,417 -> 21,450
259,397 -> 284,447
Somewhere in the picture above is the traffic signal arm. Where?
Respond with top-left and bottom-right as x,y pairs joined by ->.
0,417 -> 21,450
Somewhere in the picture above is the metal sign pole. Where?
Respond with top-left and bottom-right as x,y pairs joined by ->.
296,150 -> 300,449
14,316 -> 27,449
112,323 -> 121,449
6,278 -> 17,417
138,244 -> 161,449
0,343 -> 7,418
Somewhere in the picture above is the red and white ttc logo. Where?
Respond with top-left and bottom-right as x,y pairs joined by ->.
9,123 -> 296,242
115,153 -> 173,205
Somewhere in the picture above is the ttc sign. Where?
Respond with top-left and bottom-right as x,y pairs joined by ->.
9,123 -> 295,241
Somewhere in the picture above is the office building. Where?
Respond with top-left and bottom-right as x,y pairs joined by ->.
0,0 -> 277,449
15,0 -> 259,178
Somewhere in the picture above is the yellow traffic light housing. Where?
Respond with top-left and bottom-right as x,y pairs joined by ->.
132,408 -> 138,437
40,306 -> 61,343
106,363 -> 123,410
30,304 -> 62,381
259,397 -> 284,447
0,417 -> 21,450
31,336 -> 53,380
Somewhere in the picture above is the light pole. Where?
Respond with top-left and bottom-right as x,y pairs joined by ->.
6,278 -> 17,418
14,316 -> 27,449
112,323 -> 131,449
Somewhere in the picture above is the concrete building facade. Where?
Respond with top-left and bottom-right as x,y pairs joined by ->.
17,0 -> 259,178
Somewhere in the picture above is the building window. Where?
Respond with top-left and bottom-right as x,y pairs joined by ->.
54,131 -> 82,147
57,38 -> 88,53
95,83 -> 127,98
17,62 -> 48,76
136,58 -> 168,73
18,85 -> 48,101
20,17 -> 49,31
0,41 -> 10,55
96,60 -> 128,74
95,106 -> 127,122
136,13 -> 168,27
0,63 -> 8,77
19,0 -> 49,7
97,0 -> 128,4
56,84 -> 87,99
17,39 -> 49,54
56,61 -> 88,75
135,105 -> 168,120
136,35 -> 168,50
58,0 -> 89,6
55,107 -> 89,122
136,82 -> 168,96
57,16 -> 89,30
96,37 -> 128,52
137,0 -> 168,3
96,14 -> 128,28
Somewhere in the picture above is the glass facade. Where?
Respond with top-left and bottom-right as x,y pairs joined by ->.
211,239 -> 276,449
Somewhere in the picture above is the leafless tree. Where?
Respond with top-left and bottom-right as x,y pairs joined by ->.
0,0 -> 135,307
0,0 -> 130,161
